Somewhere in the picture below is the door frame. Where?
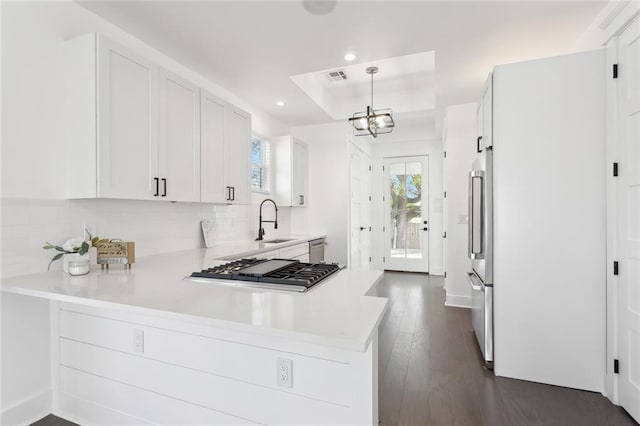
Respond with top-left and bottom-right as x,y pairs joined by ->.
605,13 -> 640,419
383,155 -> 430,273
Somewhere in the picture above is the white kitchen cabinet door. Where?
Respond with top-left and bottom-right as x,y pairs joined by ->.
97,35 -> 159,200
273,137 -> 309,207
158,71 -> 200,202
200,90 -> 228,203
292,140 -> 309,206
226,107 -> 251,204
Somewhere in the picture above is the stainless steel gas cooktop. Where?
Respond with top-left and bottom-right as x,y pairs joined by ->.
187,258 -> 340,292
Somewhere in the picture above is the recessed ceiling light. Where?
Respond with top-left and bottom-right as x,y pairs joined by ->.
344,52 -> 356,62
276,101 -> 285,107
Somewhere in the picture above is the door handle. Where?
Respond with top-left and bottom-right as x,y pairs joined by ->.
153,177 -> 159,197
466,272 -> 483,291
477,136 -> 483,153
360,227 -> 366,231
422,228 -> 428,231
161,178 -> 167,197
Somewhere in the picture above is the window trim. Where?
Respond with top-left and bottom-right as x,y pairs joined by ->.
251,134 -> 271,194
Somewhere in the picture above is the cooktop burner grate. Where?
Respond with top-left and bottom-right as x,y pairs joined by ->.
189,258 -> 340,291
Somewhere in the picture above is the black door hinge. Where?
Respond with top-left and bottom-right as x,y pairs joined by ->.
443,232 -> 447,238
614,359 -> 619,374
613,64 -> 618,79
613,162 -> 619,177
613,261 -> 619,276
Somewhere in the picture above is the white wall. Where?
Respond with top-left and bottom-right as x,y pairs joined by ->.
290,122 -> 351,266
371,140 -> 444,274
0,1 -> 289,420
443,103 -> 478,308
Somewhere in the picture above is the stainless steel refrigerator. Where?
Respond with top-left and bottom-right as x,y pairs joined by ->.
467,74 -> 493,368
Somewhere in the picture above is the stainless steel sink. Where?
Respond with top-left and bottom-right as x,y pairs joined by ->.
260,238 -> 295,244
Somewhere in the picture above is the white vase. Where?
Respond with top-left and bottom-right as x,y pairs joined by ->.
62,253 -> 90,273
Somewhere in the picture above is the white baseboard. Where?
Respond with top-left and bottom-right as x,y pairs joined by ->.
54,391 -> 146,426
444,294 -> 471,308
429,268 -> 444,276
1,389 -> 51,426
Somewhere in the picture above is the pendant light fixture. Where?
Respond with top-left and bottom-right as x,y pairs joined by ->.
349,66 -> 395,138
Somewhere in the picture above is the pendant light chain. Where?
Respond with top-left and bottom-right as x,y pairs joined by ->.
370,71 -> 374,111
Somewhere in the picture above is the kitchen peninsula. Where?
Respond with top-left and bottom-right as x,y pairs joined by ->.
1,240 -> 387,425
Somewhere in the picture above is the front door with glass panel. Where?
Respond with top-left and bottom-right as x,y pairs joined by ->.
384,156 -> 429,272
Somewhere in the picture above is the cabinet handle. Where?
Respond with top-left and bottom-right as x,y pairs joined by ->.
299,195 -> 304,205
226,186 -> 231,201
162,178 -> 167,197
154,177 -> 159,197
477,136 -> 483,153
231,187 -> 235,201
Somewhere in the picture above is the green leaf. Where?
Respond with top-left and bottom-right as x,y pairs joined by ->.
43,243 -> 54,250
78,241 -> 89,255
91,236 -> 99,246
47,252 -> 64,271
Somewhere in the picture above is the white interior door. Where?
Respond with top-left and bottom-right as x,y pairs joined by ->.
384,156 -> 429,273
617,16 -> 640,424
349,146 -> 372,269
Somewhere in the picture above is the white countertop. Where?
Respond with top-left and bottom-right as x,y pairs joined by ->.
1,243 -> 387,352
204,234 -> 326,260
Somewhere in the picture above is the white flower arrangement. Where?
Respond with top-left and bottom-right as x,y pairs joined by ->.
43,234 -> 108,270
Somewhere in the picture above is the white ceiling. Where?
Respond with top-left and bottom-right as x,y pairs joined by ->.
291,51 -> 435,120
78,1 -> 605,130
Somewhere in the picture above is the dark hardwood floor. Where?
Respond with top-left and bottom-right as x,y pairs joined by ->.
31,414 -> 77,426
377,271 -> 637,426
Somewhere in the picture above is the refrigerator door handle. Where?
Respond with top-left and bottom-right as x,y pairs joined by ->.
468,170 -> 485,259
466,272 -> 484,291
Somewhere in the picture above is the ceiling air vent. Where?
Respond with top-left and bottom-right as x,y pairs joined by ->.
325,70 -> 348,82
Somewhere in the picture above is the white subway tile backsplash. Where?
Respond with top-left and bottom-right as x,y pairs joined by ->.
1,198 -> 262,279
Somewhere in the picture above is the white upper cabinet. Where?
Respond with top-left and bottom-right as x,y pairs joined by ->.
200,91 -> 251,204
66,33 -> 250,204
273,136 -> 309,207
200,90 -> 227,203
158,71 -> 201,202
96,35 -> 159,200
225,106 -> 251,204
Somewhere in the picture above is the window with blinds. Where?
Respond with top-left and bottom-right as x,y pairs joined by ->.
251,135 -> 271,193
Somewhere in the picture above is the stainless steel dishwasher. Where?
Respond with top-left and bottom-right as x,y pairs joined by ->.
309,238 -> 325,262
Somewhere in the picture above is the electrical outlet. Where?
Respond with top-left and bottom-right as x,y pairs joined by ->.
277,357 -> 293,388
133,328 -> 144,353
